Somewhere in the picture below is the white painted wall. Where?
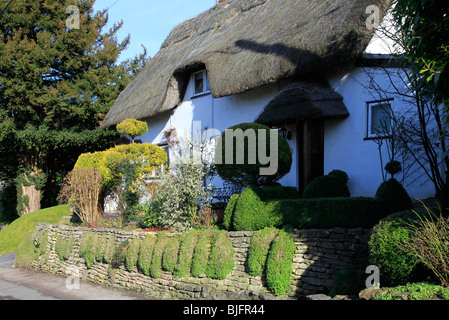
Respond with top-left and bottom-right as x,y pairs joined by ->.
138,64 -> 436,200
327,66 -> 436,199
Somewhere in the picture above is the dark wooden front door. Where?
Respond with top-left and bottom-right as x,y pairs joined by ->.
297,119 -> 324,194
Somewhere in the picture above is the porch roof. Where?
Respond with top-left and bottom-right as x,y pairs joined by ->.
255,81 -> 350,126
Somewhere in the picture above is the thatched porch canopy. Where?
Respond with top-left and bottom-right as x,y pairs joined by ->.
255,81 -> 350,126
101,0 -> 390,128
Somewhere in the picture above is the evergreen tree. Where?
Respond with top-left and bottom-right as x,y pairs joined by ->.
0,0 -> 148,215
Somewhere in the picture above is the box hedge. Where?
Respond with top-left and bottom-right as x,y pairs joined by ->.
224,186 -> 406,231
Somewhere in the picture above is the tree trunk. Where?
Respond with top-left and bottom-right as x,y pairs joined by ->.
16,170 -> 45,216
19,182 -> 41,216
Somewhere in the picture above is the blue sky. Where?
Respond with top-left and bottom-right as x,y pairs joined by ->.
92,0 -> 215,63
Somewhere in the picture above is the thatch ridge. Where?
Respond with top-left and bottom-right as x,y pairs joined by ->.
102,0 -> 391,128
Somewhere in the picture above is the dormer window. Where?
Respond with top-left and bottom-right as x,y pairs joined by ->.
193,70 -> 210,96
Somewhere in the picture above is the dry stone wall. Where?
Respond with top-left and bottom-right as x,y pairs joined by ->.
25,223 -> 372,300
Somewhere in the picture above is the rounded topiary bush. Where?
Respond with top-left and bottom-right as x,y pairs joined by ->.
375,178 -> 413,212
228,186 -> 283,231
215,122 -> 292,187
302,172 -> 350,199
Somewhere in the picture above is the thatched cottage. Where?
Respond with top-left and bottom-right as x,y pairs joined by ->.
102,0 -> 435,199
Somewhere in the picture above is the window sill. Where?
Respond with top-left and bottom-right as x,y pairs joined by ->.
364,135 -> 391,141
191,91 -> 211,99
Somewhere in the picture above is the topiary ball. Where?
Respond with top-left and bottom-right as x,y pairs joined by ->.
230,186 -> 283,231
302,174 -> 350,199
328,170 -> 349,184
375,178 -> 413,212
215,123 -> 292,187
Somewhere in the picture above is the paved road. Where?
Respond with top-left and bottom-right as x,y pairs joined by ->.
0,253 -> 151,300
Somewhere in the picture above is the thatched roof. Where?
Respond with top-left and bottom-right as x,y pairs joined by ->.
255,81 -> 350,126
102,0 -> 391,128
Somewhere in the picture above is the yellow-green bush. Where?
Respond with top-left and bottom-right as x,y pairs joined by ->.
74,143 -> 167,191
117,119 -> 148,143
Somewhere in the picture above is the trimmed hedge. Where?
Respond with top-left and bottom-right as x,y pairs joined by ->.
137,234 -> 156,276
206,231 -> 235,280
265,230 -> 296,296
302,171 -> 350,199
174,230 -> 198,278
55,235 -> 73,261
125,237 -> 141,272
247,227 -> 279,276
224,186 -> 404,231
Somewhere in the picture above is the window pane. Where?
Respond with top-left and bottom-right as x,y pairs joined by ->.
371,104 -> 391,135
205,72 -> 210,92
195,72 -> 204,94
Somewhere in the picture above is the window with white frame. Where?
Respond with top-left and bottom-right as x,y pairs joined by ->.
193,70 -> 210,96
367,99 -> 393,138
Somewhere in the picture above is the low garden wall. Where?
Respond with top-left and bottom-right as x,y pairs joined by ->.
21,223 -> 372,300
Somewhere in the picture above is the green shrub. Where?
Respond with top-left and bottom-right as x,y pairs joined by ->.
303,172 -> 350,199
111,240 -> 129,269
137,234 -> 156,276
125,237 -> 141,272
79,231 -> 97,269
231,186 -> 283,231
215,122 -> 292,187
258,186 -> 299,200
281,197 -> 391,230
369,219 -> 420,286
103,236 -> 116,264
329,266 -> 361,297
149,233 -> 168,278
96,235 -> 108,263
38,231 -> 49,256
55,235 -> 73,261
162,235 -> 180,272
15,230 -> 40,268
247,227 -> 279,276
191,230 -> 213,277
116,119 -> 148,143
375,178 -> 413,212
328,170 -> 349,184
225,186 -> 394,231
223,193 -> 241,230
174,230 -> 199,278
265,230 -> 296,296
206,231 -> 235,280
